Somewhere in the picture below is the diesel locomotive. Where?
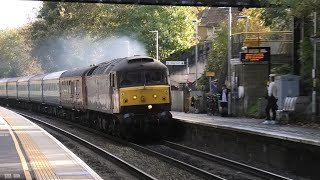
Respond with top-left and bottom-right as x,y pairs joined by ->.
0,56 -> 173,137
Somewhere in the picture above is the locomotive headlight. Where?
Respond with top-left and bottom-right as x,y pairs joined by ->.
133,95 -> 137,100
153,94 -> 157,98
148,105 -> 152,109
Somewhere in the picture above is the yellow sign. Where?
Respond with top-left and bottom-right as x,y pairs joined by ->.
206,72 -> 215,77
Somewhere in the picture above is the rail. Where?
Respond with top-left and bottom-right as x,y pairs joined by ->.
18,113 -> 156,180
18,111 -> 225,180
163,141 -> 292,180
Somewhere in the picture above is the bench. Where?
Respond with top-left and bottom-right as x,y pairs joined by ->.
277,97 -> 311,124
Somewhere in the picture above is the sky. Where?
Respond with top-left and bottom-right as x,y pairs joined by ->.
0,0 -> 42,30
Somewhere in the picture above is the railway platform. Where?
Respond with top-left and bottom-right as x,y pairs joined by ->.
0,106 -> 102,180
172,111 -> 320,146
171,111 -> 320,179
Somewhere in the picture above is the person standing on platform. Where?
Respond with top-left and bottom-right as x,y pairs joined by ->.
219,84 -> 229,117
263,74 -> 278,124
211,79 -> 218,96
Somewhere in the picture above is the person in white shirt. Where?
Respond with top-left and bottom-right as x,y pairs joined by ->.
219,84 -> 229,117
263,74 -> 278,124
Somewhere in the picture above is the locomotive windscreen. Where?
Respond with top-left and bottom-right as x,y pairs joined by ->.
120,70 -> 168,87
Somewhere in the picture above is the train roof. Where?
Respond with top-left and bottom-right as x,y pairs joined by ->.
7,77 -> 21,82
30,74 -> 47,81
113,56 -> 167,72
18,76 -> 34,82
87,56 -> 167,75
43,71 -> 66,80
0,78 -> 9,83
61,66 -> 94,78
88,58 -> 122,76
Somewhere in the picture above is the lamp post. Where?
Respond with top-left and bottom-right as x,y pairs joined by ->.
125,40 -> 130,57
237,15 -> 248,34
192,19 -> 199,87
218,7 -> 232,115
150,30 -> 159,61
312,12 -> 318,120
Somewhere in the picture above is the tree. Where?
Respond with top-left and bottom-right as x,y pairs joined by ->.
30,2 -> 201,72
262,0 -> 320,94
0,27 -> 43,77
202,8 -> 270,90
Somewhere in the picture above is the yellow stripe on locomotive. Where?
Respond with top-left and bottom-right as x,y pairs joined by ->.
120,85 -> 170,106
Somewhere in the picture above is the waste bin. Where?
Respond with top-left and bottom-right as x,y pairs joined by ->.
275,75 -> 300,110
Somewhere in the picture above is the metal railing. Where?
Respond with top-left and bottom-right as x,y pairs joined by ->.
231,31 -> 293,58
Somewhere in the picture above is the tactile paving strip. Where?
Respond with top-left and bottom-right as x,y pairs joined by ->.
0,110 -> 58,180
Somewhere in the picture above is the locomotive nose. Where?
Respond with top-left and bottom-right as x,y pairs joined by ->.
120,85 -> 170,107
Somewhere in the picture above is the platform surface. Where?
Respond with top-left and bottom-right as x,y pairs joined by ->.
172,111 -> 320,146
0,107 -> 102,180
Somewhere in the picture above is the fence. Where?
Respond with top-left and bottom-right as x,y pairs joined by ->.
231,31 -> 293,59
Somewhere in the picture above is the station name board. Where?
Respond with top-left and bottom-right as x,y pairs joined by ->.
166,61 -> 185,65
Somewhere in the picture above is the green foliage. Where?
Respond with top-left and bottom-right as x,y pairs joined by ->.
30,2 -> 200,72
0,28 -> 43,77
267,0 -> 320,17
262,8 -> 292,31
206,23 -> 228,80
202,8 -> 270,90
238,8 -> 271,33
247,103 -> 258,116
264,0 -> 320,95
272,64 -> 291,74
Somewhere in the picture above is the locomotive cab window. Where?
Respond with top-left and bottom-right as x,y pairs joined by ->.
145,70 -> 167,85
120,71 -> 141,87
120,70 -> 167,87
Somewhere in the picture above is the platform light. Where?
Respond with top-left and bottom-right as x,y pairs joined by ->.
153,94 -> 157,98
133,95 -> 137,100
148,105 -> 153,109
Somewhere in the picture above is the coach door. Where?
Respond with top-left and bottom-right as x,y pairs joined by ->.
110,72 -> 117,112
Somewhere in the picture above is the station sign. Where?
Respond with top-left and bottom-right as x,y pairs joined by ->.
206,72 -> 215,77
240,47 -> 270,62
166,61 -> 185,65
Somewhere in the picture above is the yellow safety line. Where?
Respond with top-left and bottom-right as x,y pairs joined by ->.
3,117 -> 32,180
4,120 -> 58,179
1,109 -> 59,180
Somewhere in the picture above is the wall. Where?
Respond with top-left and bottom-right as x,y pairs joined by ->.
173,121 -> 320,179
233,63 -> 269,116
171,90 -> 184,112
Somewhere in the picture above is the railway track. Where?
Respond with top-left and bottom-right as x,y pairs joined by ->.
160,141 -> 292,180
17,110 -> 293,180
19,113 -> 156,180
